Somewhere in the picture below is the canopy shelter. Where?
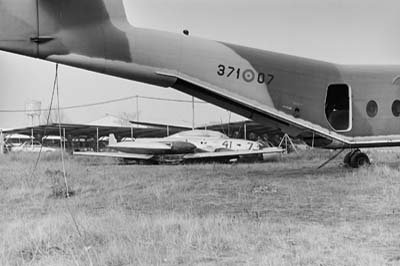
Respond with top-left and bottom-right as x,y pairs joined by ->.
3,122 -> 186,152
4,122 -> 189,138
4,117 -> 285,152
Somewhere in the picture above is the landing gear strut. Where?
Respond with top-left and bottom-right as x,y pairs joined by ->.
344,149 -> 370,168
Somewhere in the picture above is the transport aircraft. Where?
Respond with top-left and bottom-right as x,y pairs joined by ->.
1,0 -> 400,167
73,130 -> 283,164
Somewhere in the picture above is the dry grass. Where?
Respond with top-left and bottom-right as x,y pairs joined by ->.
1,149 -> 400,265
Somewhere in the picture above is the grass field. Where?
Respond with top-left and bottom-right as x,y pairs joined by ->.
1,149 -> 400,266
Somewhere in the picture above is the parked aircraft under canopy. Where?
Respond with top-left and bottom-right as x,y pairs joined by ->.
74,130 -> 283,164
3,119 -> 280,151
3,122 -> 181,151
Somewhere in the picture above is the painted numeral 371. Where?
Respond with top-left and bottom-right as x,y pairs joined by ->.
217,64 -> 274,85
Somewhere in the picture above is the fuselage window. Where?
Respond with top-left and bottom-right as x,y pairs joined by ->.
392,100 -> 400,117
366,100 -> 378,117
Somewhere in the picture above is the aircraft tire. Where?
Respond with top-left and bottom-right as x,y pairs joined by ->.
343,152 -> 352,166
350,152 -> 370,168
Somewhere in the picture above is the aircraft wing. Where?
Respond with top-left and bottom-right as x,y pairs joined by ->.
73,151 -> 154,160
183,147 -> 283,161
159,71 -> 400,148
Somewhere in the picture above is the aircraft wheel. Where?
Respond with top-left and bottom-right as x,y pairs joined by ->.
343,151 -> 352,166
350,152 -> 370,168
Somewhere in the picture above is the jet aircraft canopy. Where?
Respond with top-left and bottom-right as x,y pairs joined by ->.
168,130 -> 229,139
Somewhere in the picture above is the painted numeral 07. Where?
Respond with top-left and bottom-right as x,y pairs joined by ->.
217,64 -> 274,85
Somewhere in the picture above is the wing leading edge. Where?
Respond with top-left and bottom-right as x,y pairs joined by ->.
73,151 -> 154,160
183,147 -> 283,160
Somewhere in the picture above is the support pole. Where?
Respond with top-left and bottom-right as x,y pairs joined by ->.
317,148 -> 345,169
167,125 -> 170,136
0,129 -> 4,154
278,133 -> 298,154
31,127 -> 34,146
192,96 -> 195,130
136,95 -> 139,123
228,111 -> 231,137
312,132 -> 315,149
96,127 -> 99,152
63,128 -> 66,151
287,134 -> 298,154
285,135 -> 288,154
244,123 -> 247,140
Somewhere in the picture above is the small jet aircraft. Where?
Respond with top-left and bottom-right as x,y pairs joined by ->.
74,130 -> 283,164
1,0 -> 400,167
11,140 -> 58,153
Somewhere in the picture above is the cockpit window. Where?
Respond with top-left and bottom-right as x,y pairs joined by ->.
171,130 -> 228,139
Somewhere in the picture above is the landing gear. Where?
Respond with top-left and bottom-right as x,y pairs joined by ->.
344,149 -> 370,168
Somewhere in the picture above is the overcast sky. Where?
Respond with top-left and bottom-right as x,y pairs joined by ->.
1,0 -> 400,129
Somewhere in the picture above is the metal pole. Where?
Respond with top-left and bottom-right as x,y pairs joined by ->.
285,134 -> 288,154
136,95 -> 139,123
312,132 -> 315,149
286,134 -> 298,154
63,128 -> 66,151
0,129 -> 4,154
167,125 -> 170,136
192,96 -> 195,130
96,127 -> 99,152
131,126 -> 134,139
228,111 -> 231,137
244,123 -> 247,140
31,115 -> 34,146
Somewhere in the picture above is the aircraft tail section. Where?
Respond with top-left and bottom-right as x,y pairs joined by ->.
38,0 -> 129,28
109,134 -> 118,146
0,0 -> 131,59
0,0 -> 38,56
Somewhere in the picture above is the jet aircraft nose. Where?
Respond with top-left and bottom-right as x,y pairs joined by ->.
170,141 -> 197,154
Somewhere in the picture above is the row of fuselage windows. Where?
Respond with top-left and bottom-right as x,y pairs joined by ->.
366,100 -> 400,118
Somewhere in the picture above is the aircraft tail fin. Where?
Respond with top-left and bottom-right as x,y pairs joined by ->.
0,0 -> 131,58
39,0 -> 129,28
109,134 -> 118,146
0,0 -> 37,56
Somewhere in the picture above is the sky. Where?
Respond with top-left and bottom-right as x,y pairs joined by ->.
1,0 -> 400,129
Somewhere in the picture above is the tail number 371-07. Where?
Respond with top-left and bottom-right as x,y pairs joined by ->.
217,64 -> 274,85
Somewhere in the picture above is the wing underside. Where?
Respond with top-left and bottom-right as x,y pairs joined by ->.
73,151 -> 154,160
159,71 -> 400,149
183,147 -> 283,160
